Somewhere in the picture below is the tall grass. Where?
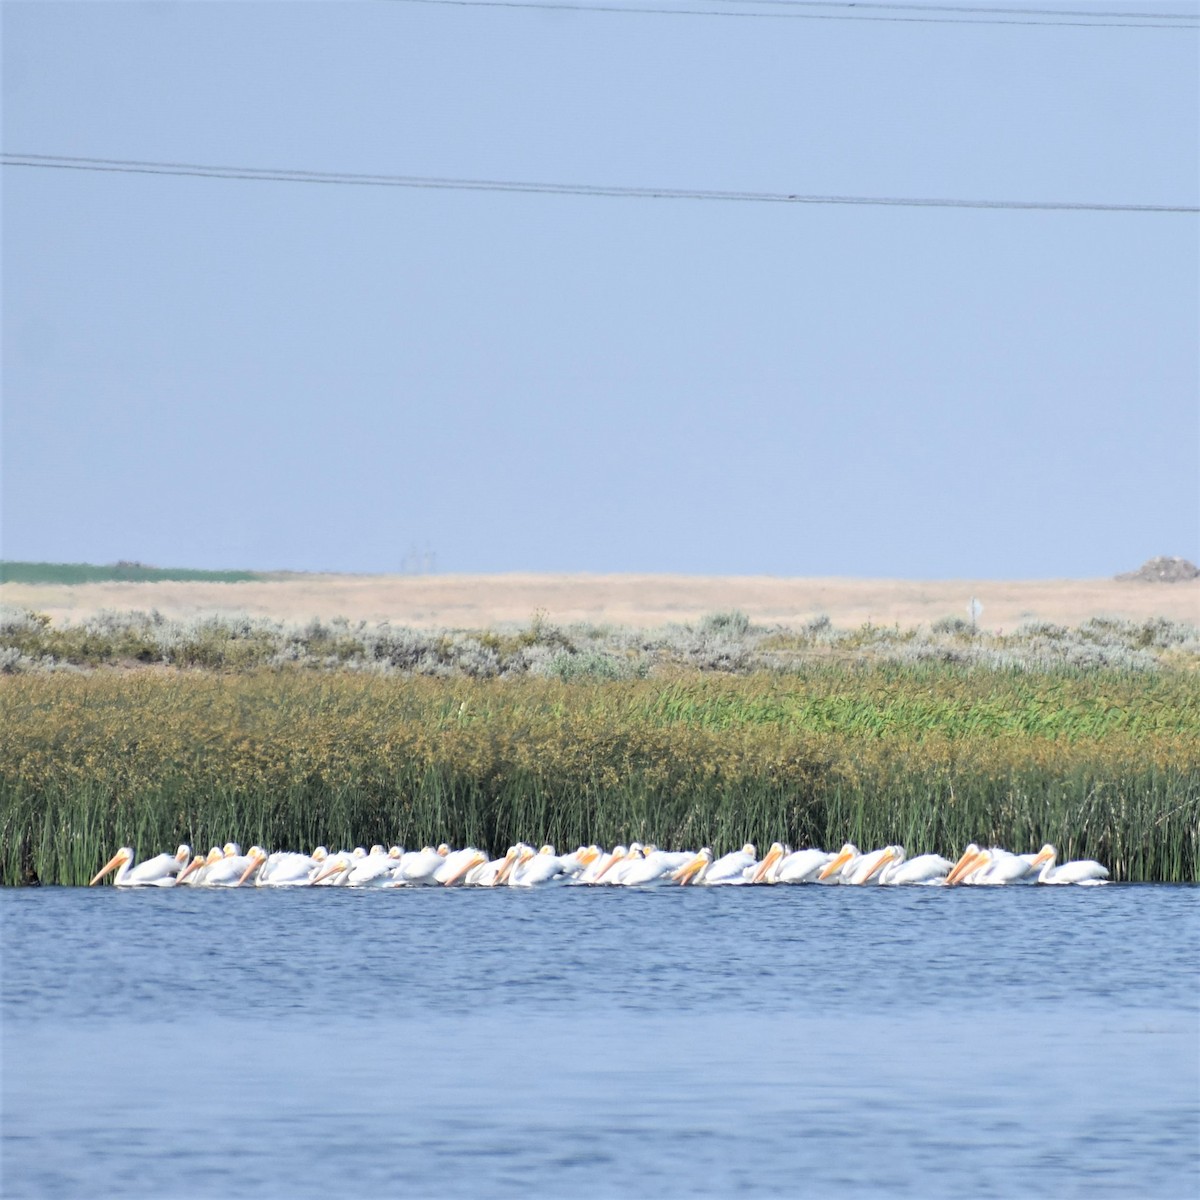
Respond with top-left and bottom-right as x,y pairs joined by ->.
2,670 -> 1197,884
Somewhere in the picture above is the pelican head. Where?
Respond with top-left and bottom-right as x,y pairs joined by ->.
1031,844 -> 1057,869
945,843 -> 983,886
237,846 -> 270,886
593,845 -> 627,882
751,842 -> 786,884
672,848 -> 712,886
860,845 -> 898,883
817,843 -> 858,881
89,847 -> 133,886
176,853 -> 207,884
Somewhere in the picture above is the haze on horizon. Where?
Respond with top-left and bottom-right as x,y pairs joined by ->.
3,1 -> 1197,581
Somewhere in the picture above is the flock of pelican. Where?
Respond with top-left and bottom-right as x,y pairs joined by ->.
89,839 -> 1110,888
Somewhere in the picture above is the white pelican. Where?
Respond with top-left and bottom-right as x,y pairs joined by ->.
816,843 -> 862,884
506,845 -> 582,887
749,843 -> 787,884
704,844 -> 758,886
256,848 -> 328,886
466,846 -> 520,887
842,845 -> 898,885
943,844 -> 984,887
435,847 -> 489,885
775,847 -> 835,884
593,844 -> 644,885
961,848 -> 1039,886
618,847 -> 692,886
388,845 -> 449,886
202,846 -> 266,887
175,852 -> 208,885
176,846 -> 224,885
89,844 -> 191,887
1031,844 -> 1110,885
582,845 -> 628,885
340,845 -> 402,887
671,847 -> 712,885
877,847 -> 954,886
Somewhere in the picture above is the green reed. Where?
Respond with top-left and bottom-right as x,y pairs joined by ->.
2,669 -> 1197,884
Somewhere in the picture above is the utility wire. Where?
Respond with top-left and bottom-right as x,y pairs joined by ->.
716,0 -> 1196,18
387,0 -> 1199,26
4,153 -> 1197,213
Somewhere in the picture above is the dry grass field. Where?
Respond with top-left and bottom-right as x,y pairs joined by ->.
2,573 -> 1196,631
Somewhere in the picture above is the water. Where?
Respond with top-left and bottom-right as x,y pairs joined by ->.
3,885 -> 1198,1197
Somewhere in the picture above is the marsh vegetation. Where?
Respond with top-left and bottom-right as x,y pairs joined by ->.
2,642 -> 1196,884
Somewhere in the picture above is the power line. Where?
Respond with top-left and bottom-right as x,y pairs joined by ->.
4,153 -> 1197,213
386,0 -> 1199,26
717,0 -> 1196,17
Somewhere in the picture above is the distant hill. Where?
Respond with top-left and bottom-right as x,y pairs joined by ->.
1116,557 -> 1199,583
0,561 -> 263,585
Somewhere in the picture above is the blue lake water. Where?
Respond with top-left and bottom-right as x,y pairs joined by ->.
3,885 -> 1198,1197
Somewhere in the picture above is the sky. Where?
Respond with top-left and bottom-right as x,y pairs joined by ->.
2,0 -> 1198,578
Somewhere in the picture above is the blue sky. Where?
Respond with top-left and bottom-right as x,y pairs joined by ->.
3,0 -> 1197,577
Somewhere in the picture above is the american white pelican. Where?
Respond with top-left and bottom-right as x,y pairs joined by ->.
435,847 -> 489,885
594,844 -> 645,885
466,846 -> 520,887
816,843 -> 861,884
618,847 -> 692,886
704,844 -> 758,886
775,847 -> 835,884
582,845 -> 629,884
256,848 -> 328,886
961,848 -> 1039,886
842,845 -> 898,885
671,847 -> 713,885
749,843 -> 787,884
341,845 -> 403,887
944,844 -> 984,887
89,844 -> 191,887
877,847 -> 954,886
505,845 -> 582,887
202,846 -> 266,887
1030,844 -> 1110,885
388,845 -> 449,886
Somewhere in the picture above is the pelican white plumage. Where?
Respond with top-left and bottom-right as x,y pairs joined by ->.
341,845 -> 403,887
203,846 -> 265,887
466,846 -> 520,887
775,847 -> 835,884
89,844 -> 191,887
749,842 -> 787,884
963,848 -> 1039,886
310,849 -> 358,886
506,845 -> 581,887
672,847 -> 713,885
877,847 -> 954,886
435,847 -> 489,885
584,845 -> 629,884
816,843 -> 862,884
594,844 -> 645,885
701,844 -> 758,886
842,845 -> 898,885
618,847 -> 692,886
256,848 -> 328,887
388,845 -> 449,886
944,844 -> 984,887
1030,844 -> 1110,885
